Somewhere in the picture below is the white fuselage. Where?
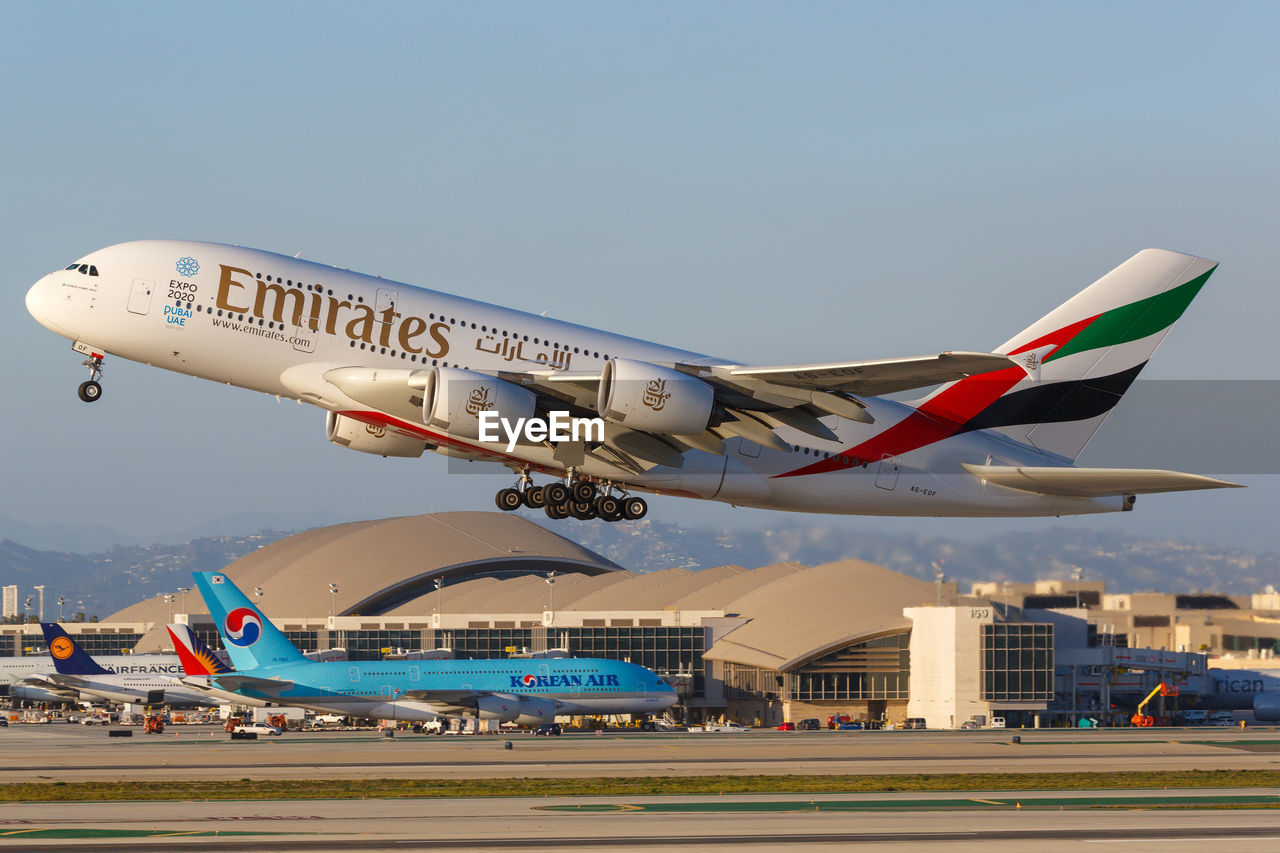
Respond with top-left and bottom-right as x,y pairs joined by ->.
25,240 -> 1122,518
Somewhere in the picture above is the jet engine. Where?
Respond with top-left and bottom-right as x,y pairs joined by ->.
513,696 -> 557,726
325,412 -> 427,458
598,358 -> 715,435
422,367 -> 536,441
1254,693 -> 1280,722
473,693 -> 558,725
474,693 -> 521,722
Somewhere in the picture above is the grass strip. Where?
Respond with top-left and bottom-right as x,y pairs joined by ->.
2,770 -> 1279,803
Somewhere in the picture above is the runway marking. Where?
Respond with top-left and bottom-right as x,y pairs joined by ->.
539,794 -> 1280,813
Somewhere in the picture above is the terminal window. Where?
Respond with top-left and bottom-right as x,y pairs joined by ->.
790,632 -> 911,701
981,622 -> 1053,702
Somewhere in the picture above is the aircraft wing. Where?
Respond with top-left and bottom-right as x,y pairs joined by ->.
721,352 -> 1016,397
319,351 -> 1015,466
962,464 -> 1243,497
205,674 -> 295,696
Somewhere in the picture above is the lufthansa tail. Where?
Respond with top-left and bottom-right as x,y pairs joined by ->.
39,623 -> 112,676
192,572 -> 307,671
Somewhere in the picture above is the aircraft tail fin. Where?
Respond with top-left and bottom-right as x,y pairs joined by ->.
918,249 -> 1217,459
39,623 -> 112,675
191,573 -> 307,671
166,623 -> 234,675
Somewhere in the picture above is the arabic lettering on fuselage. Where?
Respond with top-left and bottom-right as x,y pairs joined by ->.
474,334 -> 572,369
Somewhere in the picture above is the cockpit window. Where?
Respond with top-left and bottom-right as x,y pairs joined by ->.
78,264 -> 88,274
65,263 -> 78,271
88,266 -> 99,276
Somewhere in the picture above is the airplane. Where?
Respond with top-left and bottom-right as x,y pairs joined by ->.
192,571 -> 678,723
35,623 -> 220,707
2,647 -> 185,704
24,241 -> 1239,522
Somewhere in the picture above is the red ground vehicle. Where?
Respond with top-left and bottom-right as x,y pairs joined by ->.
777,721 -> 796,731
143,715 -> 165,734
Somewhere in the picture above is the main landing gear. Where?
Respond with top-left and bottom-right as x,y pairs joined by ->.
494,472 -> 647,523
77,354 -> 104,403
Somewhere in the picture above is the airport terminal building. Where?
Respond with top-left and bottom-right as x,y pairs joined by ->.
5,512 -> 1273,727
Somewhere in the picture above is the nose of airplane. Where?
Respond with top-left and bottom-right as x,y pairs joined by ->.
25,275 -> 67,335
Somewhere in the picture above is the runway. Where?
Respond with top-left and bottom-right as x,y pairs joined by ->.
2,725 -> 1279,850
1,724 -> 1278,782
2,791 -> 1280,851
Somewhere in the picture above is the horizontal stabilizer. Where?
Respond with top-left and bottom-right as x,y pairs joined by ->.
962,464 -> 1242,497
203,674 -> 295,695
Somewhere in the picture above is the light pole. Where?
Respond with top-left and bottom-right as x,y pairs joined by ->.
33,586 -> 44,622
23,596 -> 31,624
57,596 -> 65,621
545,571 -> 557,623
1072,566 -> 1084,609
931,561 -> 946,606
177,587 -> 190,615
434,578 -> 443,616
254,587 -> 264,607
329,584 -> 339,619
163,594 -> 175,623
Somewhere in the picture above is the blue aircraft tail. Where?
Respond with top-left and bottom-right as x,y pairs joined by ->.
192,572 -> 307,670
39,623 -> 112,675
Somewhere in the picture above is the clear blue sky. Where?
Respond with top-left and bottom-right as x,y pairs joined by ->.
3,2 -> 1277,547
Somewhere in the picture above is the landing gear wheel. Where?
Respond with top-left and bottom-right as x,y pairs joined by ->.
596,495 -> 622,521
522,485 -> 546,509
77,380 -> 102,403
544,483 -> 569,505
569,500 -> 597,520
495,488 -> 523,511
622,497 -> 648,520
571,480 -> 596,503
544,501 -> 569,520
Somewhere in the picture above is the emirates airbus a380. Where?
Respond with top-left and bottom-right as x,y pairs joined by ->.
25,241 -> 1238,522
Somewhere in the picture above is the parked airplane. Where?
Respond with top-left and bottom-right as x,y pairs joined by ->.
2,647 -> 185,704
25,242 -> 1238,521
36,623 -> 218,707
192,571 -> 677,723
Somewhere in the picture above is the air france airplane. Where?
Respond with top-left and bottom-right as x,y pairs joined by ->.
25,241 -> 1238,521
193,572 -> 677,723
37,623 -> 218,707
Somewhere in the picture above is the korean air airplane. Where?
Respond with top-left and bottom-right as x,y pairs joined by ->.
25,241 -> 1239,521
37,623 -> 219,707
192,572 -> 677,723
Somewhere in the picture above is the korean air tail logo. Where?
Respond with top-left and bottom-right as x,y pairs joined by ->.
224,607 -> 263,647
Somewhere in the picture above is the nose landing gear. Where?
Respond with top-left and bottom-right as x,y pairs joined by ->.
77,354 -> 104,403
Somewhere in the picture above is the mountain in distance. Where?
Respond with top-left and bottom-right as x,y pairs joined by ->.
2,516 -> 1277,620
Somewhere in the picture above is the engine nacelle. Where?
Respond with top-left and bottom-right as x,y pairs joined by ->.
422,367 -> 537,441
598,358 -> 715,435
325,412 -> 427,458
514,696 -> 557,726
475,693 -> 521,722
1254,693 -> 1280,722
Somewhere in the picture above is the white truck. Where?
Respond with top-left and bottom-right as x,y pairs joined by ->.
700,722 -> 748,733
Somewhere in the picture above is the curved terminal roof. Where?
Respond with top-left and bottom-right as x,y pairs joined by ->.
116,512 -> 964,671
113,511 -> 620,628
